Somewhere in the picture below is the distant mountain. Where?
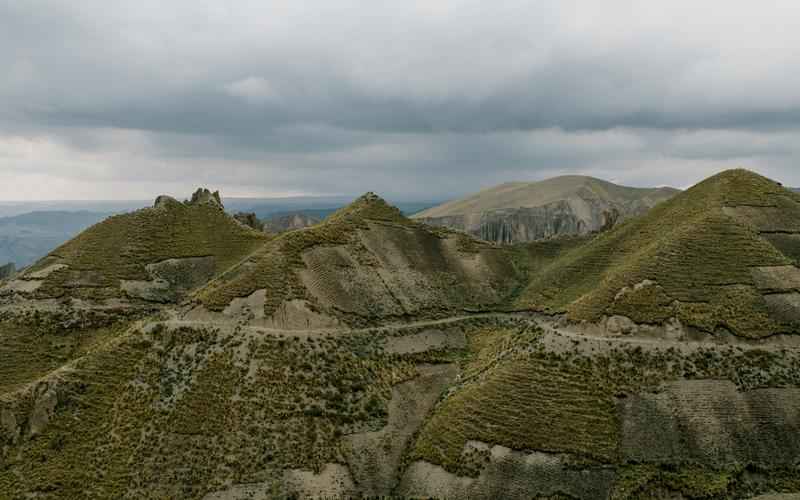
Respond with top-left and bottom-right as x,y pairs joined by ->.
412,176 -> 679,244
262,210 -> 325,233
0,210 -> 112,268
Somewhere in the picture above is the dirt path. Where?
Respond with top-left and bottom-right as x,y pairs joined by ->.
159,311 -> 800,353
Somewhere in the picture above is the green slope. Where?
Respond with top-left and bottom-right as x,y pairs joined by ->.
18,192 -> 268,302
196,193 -> 525,325
515,169 -> 800,338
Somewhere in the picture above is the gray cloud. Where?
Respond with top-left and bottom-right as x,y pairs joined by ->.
2,0 -> 800,200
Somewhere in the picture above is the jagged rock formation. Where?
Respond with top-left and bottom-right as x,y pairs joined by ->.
233,211 -> 264,231
188,188 -> 223,207
413,176 -> 678,243
0,262 -> 14,280
1,174 -> 799,500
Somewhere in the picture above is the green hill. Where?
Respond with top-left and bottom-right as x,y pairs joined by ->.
516,169 -> 800,338
196,192 -> 526,327
6,189 -> 268,304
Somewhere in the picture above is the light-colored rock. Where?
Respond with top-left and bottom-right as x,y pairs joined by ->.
384,328 -> 466,355
29,386 -> 58,437
398,444 -> 615,499
751,266 -> 800,291
283,463 -> 356,499
1,279 -> 43,294
343,364 -> 458,496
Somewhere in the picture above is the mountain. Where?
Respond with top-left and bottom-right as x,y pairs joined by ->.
262,210 -> 325,233
412,175 -> 679,243
0,210 -> 112,268
194,192 -> 525,328
1,174 -> 799,499
1,188 -> 268,305
516,169 -> 800,338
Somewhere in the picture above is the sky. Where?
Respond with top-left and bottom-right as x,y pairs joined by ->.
2,1 -> 800,201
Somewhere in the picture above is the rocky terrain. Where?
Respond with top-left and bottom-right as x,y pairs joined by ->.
413,175 -> 679,243
1,171 -> 799,499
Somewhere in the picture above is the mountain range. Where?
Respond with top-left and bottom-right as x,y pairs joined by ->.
1,170 -> 799,499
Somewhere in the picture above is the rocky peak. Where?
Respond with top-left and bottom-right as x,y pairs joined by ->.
153,195 -> 181,210
188,188 -> 223,209
330,192 -> 406,223
233,212 -> 264,231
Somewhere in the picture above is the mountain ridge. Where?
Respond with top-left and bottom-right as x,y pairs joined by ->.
412,175 -> 679,244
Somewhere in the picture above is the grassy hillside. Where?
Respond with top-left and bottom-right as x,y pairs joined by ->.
197,193 -> 526,325
407,322 -> 800,499
17,193 -> 268,302
516,169 -> 800,337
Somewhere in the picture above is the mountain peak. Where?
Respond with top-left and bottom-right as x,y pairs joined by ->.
188,188 -> 223,208
328,192 -> 406,223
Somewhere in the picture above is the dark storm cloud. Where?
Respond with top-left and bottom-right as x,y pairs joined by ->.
2,0 -> 800,199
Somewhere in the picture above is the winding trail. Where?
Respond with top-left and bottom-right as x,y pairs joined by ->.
159,310 -> 800,353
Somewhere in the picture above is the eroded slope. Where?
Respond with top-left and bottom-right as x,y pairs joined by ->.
195,193 -> 526,327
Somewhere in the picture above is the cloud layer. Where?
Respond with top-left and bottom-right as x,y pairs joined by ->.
2,1 -> 800,200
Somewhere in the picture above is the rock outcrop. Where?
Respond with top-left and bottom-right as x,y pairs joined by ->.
413,176 -> 678,244
233,212 -> 264,231
188,188 -> 223,208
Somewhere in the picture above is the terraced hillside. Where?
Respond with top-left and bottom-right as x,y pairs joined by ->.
402,319 -> 800,499
413,175 -> 678,244
195,193 -> 527,327
516,169 -> 800,338
2,174 -> 799,499
0,188 -> 268,304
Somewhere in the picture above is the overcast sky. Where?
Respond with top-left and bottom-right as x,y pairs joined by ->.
2,1 -> 800,201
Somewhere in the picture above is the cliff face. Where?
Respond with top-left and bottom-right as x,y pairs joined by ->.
413,177 -> 678,244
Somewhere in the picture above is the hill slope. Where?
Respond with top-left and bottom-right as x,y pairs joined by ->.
516,169 -> 800,338
413,175 -> 678,243
194,192 -> 526,327
1,189 -> 268,304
